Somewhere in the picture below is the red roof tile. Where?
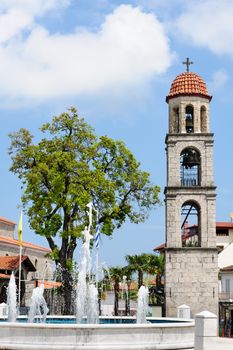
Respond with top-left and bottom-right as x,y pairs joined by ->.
220,265 -> 233,272
119,281 -> 137,291
166,72 -> 211,102
216,222 -> 233,229
38,280 -> 62,289
154,243 -> 165,252
0,216 -> 16,226
0,255 -> 28,270
0,273 -> 11,279
0,235 -> 50,253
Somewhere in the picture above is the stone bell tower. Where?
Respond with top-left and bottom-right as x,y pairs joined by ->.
165,59 -> 218,317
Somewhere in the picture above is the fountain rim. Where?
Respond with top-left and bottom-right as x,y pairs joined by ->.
0,316 -> 194,329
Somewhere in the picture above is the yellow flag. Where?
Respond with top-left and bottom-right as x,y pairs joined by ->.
18,211 -> 23,246
230,213 -> 233,220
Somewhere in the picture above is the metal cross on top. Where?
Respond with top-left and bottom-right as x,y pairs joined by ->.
182,57 -> 193,72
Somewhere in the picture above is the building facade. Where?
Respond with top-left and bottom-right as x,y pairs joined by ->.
0,216 -> 52,307
164,67 -> 219,317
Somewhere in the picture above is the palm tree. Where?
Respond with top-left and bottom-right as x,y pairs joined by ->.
142,254 -> 165,286
125,253 -> 152,288
126,253 -> 165,288
108,266 -> 125,316
154,254 -> 165,288
121,265 -> 133,316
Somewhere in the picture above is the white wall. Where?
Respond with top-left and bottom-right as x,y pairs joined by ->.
218,242 -> 233,269
217,228 -> 233,249
221,272 -> 233,293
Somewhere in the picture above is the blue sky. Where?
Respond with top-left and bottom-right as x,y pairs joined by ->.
0,0 -> 233,267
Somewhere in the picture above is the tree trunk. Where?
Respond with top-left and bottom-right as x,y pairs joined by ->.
138,270 -> 143,289
125,281 -> 131,316
156,273 -> 161,288
98,288 -> 102,316
114,281 -> 119,316
61,267 -> 73,315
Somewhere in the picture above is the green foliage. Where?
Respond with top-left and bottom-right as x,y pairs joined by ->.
9,107 -> 160,269
125,253 -> 165,288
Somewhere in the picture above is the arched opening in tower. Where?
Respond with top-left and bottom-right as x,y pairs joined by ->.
180,148 -> 201,186
185,105 -> 194,133
181,201 -> 201,247
200,106 -> 207,132
173,107 -> 179,133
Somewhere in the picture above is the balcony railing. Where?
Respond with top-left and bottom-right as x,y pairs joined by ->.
181,179 -> 198,186
219,292 -> 233,301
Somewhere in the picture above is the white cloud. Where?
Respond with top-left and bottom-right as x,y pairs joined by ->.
0,0 -> 70,43
0,4 -> 173,105
176,0 -> 233,57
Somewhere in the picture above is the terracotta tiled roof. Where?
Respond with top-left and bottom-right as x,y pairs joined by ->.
166,72 -> 211,102
220,265 -> 233,272
153,243 -> 165,252
0,216 -> 16,226
0,273 -> 11,279
119,281 -> 137,291
38,281 -> 62,289
216,222 -> 233,229
0,235 -> 50,253
0,255 -> 29,270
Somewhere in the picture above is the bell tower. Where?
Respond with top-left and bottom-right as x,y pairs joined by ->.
165,60 -> 218,317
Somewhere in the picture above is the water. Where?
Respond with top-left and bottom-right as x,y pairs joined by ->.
87,283 -> 99,323
28,284 -> 49,323
7,273 -> 17,322
0,316 -> 188,324
76,202 -> 99,323
5,202 -> 153,325
137,286 -> 149,324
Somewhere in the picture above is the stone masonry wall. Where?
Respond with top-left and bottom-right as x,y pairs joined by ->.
0,222 -> 15,238
165,248 -> 219,318
165,188 -> 216,248
166,134 -> 215,188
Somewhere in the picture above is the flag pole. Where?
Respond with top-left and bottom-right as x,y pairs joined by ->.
18,245 -> 22,311
95,210 -> 99,287
18,211 -> 23,312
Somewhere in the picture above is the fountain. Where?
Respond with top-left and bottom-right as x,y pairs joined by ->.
7,273 -> 17,322
28,283 -> 49,323
0,202 -> 194,349
87,283 -> 99,323
137,285 -> 149,323
76,202 -> 99,323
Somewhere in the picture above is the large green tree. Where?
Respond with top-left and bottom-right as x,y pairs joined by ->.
9,107 -> 160,314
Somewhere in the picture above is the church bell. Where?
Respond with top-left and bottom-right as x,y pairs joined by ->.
182,149 -> 200,169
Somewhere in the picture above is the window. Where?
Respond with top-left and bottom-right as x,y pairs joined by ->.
226,279 -> 230,293
180,148 -> 201,186
201,106 -> 207,132
181,201 -> 201,247
174,107 -> 179,133
216,229 -> 229,236
185,105 -> 194,133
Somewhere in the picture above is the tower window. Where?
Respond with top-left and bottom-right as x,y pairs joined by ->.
185,105 -> 194,133
201,106 -> 207,132
180,148 -> 201,186
181,201 -> 201,247
174,107 -> 179,133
